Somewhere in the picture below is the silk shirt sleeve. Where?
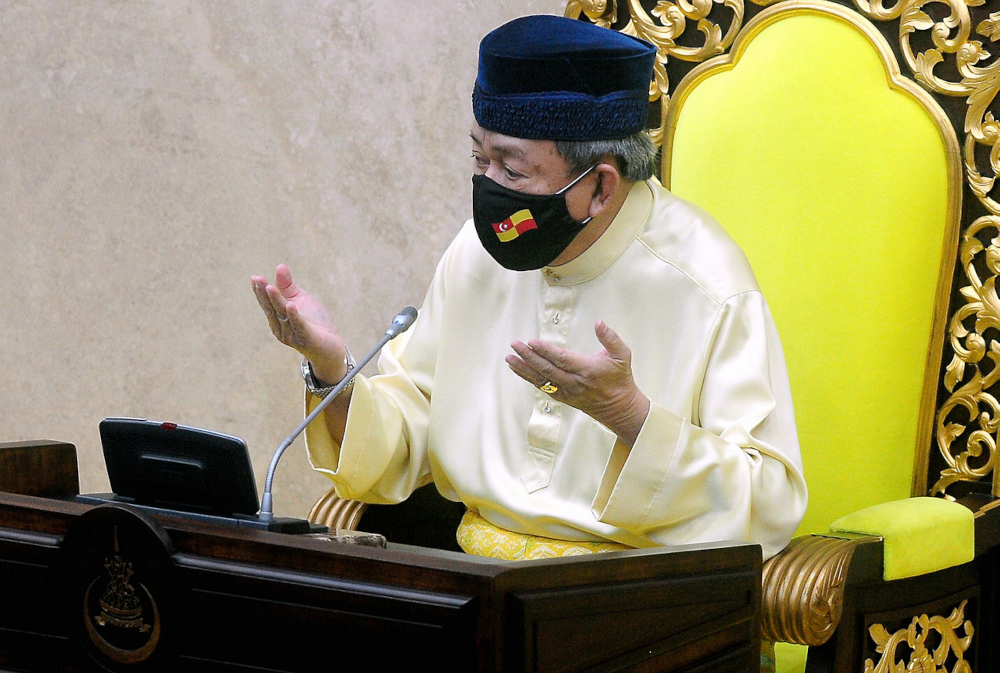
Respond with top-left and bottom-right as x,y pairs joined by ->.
302,246 -> 454,505
591,290 -> 807,560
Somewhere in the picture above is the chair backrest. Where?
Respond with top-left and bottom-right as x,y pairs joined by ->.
665,4 -> 960,534
565,0 -> 992,535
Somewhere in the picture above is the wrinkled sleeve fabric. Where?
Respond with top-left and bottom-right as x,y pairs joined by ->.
591,290 -> 807,559
302,242 -> 455,505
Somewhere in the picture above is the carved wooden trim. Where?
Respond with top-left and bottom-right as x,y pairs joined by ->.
761,535 -> 857,645
307,489 -> 368,531
864,600 -> 973,673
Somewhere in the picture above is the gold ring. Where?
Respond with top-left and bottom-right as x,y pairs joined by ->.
540,381 -> 559,394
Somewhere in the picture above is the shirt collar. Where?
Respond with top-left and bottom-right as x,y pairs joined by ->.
540,179 -> 654,286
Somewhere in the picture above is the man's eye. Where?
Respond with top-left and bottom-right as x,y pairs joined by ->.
504,166 -> 523,180
472,154 -> 488,168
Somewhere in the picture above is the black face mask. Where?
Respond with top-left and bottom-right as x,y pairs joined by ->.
472,165 -> 596,271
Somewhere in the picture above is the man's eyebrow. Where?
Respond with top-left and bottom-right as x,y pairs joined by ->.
491,141 -> 525,160
468,132 -> 525,160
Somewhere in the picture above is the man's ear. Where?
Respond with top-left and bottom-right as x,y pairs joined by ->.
588,162 -> 621,219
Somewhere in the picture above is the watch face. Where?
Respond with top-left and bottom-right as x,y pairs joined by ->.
301,355 -> 355,400
301,359 -> 334,398
301,360 -> 321,390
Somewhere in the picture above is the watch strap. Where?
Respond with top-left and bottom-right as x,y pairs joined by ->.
302,348 -> 356,399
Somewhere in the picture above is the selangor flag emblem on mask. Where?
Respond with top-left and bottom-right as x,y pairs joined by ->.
492,209 -> 537,242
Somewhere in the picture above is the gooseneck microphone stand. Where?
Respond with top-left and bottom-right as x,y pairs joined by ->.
258,307 -> 418,528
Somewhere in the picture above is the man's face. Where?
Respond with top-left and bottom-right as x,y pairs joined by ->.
470,121 -> 627,266
470,121 -> 569,192
470,122 -> 594,222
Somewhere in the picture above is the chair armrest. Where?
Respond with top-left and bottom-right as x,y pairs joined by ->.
308,488 -> 368,530
829,497 -> 974,580
761,534 -> 859,645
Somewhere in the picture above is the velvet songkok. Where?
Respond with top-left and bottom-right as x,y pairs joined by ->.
473,15 -> 656,141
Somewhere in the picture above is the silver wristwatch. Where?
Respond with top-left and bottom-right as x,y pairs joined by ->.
301,348 -> 356,399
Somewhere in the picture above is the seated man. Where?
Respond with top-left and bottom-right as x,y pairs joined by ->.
252,14 -> 807,561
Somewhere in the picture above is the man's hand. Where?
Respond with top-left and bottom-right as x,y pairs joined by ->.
251,265 -> 347,386
506,320 -> 651,447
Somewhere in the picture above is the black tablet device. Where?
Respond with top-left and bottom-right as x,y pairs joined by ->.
98,417 -> 259,517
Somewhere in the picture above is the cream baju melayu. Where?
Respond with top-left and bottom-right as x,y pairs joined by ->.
305,178 -> 807,560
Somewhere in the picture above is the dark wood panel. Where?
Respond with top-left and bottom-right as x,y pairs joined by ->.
0,489 -> 762,673
508,564 -> 759,673
0,630 -> 75,673
0,440 -> 79,498
183,587 -> 478,671
808,558 -> 986,673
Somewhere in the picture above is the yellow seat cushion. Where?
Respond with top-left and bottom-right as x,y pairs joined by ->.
829,497 -> 974,580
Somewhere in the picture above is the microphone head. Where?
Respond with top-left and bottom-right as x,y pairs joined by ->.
386,306 -> 418,338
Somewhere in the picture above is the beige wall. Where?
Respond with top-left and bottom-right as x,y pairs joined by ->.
0,0 -> 567,517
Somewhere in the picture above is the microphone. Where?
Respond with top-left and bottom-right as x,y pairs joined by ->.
386,306 -> 418,338
258,307 -> 419,525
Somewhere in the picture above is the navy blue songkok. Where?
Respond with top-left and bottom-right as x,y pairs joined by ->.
473,15 -> 656,141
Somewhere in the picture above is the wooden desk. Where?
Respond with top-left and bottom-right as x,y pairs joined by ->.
0,442 -> 761,672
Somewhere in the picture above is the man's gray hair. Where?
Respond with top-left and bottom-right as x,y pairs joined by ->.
555,131 -> 658,182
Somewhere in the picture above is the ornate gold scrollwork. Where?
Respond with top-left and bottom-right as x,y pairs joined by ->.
864,600 -> 973,673
853,0 -> 974,96
930,1 -> 1000,497
629,0 -> 745,64
934,216 -> 1000,495
760,535 -> 857,645
566,0 -> 618,27
566,0 -> 751,144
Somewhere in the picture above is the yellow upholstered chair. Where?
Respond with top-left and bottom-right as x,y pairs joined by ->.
562,0 -> 1000,670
